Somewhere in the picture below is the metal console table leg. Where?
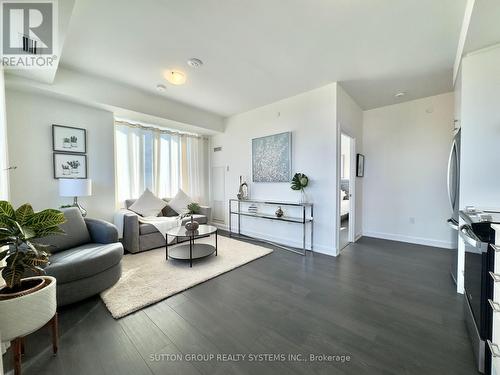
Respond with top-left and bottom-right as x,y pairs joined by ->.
165,234 -> 169,260
189,236 -> 193,268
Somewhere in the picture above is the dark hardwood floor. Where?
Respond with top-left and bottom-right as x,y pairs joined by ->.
3,236 -> 478,375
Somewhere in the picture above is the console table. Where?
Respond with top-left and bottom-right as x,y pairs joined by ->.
228,199 -> 313,255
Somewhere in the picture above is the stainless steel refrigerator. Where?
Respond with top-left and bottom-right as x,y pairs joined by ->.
447,128 -> 461,284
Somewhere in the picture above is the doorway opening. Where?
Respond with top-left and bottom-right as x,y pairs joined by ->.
338,132 -> 355,252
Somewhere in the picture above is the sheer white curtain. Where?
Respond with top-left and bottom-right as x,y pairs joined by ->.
0,66 -> 9,200
182,136 -> 207,203
115,121 -> 207,206
153,132 -> 181,199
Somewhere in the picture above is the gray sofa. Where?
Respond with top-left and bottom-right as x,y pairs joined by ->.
121,198 -> 211,253
39,207 -> 124,306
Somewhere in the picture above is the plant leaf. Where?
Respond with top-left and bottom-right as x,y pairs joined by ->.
21,226 -> 36,239
25,209 -> 66,232
35,226 -> 65,238
23,255 -> 49,267
0,201 -> 15,220
15,204 -> 35,226
2,262 -> 25,289
0,249 -> 8,260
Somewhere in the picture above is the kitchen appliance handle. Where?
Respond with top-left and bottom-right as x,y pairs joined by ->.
488,340 -> 500,358
490,271 -> 500,282
447,218 -> 459,231
489,299 -> 500,313
459,225 -> 487,251
446,140 -> 457,212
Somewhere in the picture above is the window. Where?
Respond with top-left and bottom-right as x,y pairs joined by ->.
114,121 -> 207,206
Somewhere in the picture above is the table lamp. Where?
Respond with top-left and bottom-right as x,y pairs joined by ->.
59,179 -> 92,217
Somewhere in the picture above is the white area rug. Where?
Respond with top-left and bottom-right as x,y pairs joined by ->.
101,236 -> 273,319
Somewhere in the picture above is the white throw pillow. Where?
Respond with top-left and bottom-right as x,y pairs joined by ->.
129,189 -> 167,217
168,189 -> 193,215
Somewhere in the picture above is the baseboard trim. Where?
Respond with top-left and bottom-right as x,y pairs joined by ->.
362,231 -> 454,249
210,222 -> 335,256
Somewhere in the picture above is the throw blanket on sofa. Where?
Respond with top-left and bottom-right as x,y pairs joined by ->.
113,209 -> 181,239
138,216 -> 181,239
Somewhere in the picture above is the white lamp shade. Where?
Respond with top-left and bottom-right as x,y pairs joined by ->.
59,179 -> 92,197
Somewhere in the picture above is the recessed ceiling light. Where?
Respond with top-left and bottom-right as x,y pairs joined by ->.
187,58 -> 203,68
164,70 -> 186,85
394,92 -> 406,98
156,84 -> 166,92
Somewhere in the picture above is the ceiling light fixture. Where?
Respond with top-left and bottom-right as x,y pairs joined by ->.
156,84 -> 166,92
394,92 -> 406,98
187,58 -> 203,68
165,70 -> 187,85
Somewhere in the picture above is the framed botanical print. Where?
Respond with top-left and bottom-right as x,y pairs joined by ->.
52,125 -> 87,153
53,153 -> 87,179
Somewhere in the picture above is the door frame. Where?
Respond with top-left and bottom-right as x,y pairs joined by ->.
336,128 -> 356,254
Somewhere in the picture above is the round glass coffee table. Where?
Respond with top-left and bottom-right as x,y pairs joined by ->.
165,224 -> 218,267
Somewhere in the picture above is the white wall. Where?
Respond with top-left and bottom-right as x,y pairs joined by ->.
460,45 -> 500,209
362,92 -> 455,249
211,83 -> 338,255
6,89 -> 116,221
337,85 -> 364,241
0,67 -> 8,200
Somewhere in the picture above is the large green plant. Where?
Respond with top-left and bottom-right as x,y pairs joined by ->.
0,201 -> 65,291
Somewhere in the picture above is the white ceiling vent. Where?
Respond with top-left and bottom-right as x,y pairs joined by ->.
187,58 -> 203,68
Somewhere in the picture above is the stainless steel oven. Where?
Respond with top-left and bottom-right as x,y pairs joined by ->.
461,209 -> 500,374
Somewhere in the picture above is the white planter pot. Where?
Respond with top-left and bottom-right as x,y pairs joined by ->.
0,276 -> 57,342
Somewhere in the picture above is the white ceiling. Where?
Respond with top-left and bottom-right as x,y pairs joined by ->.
464,0 -> 500,54
60,0 -> 466,116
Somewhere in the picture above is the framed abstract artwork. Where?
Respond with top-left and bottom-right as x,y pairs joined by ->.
252,132 -> 292,182
53,153 -> 87,179
52,125 -> 87,153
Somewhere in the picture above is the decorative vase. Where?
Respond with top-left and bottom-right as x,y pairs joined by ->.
0,276 -> 57,342
275,206 -> 283,218
237,176 -> 249,200
185,216 -> 199,231
300,190 -> 308,204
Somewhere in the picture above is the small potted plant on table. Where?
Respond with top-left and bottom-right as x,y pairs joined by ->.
291,173 -> 309,203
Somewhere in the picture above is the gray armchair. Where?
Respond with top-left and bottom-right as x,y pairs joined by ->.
38,208 -> 124,306
120,198 -> 211,253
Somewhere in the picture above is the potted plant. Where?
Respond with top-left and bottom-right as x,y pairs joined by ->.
70,136 -> 78,148
0,201 -> 65,346
291,173 -> 309,203
67,160 -> 80,174
62,137 -> 70,148
182,203 -> 201,231
61,164 -> 70,176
